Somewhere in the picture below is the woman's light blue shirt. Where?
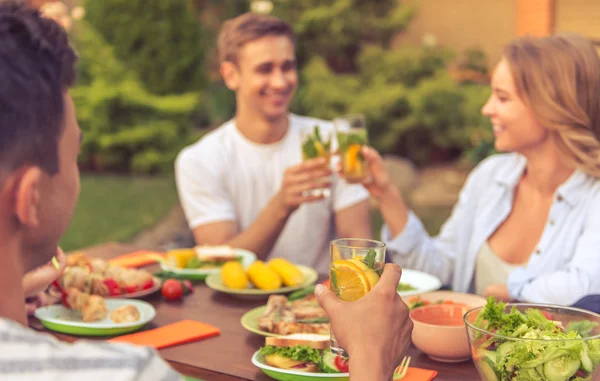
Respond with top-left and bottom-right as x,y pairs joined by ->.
383,153 -> 600,305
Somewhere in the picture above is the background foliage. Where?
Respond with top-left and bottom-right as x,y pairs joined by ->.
74,0 -> 493,173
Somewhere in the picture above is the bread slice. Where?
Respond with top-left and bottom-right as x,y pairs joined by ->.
194,245 -> 237,262
265,333 -> 329,350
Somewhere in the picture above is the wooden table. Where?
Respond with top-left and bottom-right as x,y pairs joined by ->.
43,243 -> 481,381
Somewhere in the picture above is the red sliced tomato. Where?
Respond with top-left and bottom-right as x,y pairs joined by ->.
103,278 -> 121,296
541,311 -> 554,321
123,284 -> 138,294
141,278 -> 154,290
334,355 -> 349,373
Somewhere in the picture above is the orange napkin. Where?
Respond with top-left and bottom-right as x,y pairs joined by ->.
108,250 -> 164,268
401,368 -> 438,381
108,320 -> 220,349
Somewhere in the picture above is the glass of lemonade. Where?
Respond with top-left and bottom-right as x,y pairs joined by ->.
329,238 -> 386,357
301,125 -> 332,198
334,114 -> 369,184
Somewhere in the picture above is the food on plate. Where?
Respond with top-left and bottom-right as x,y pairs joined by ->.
470,298 -> 600,381
407,296 -> 468,310
259,333 -> 348,373
268,258 -> 304,287
397,282 -> 417,292
221,261 -> 248,289
161,279 -> 184,301
218,257 -> 305,291
258,294 -> 329,335
64,287 -> 108,322
165,245 -> 243,270
57,254 -> 154,297
110,305 -> 141,324
247,261 -> 283,290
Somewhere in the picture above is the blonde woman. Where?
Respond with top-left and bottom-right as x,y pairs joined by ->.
357,34 -> 600,306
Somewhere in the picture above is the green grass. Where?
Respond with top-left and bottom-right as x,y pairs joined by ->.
371,205 -> 453,240
60,175 -> 179,251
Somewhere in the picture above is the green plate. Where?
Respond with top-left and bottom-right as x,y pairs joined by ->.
252,351 -> 349,381
206,265 -> 318,301
241,305 -> 282,337
34,299 -> 156,336
159,248 -> 256,280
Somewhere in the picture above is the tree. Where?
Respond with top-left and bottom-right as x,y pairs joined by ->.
71,20 -> 200,174
266,0 -> 490,164
84,0 -> 208,95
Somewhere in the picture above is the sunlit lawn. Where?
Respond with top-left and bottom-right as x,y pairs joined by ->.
60,175 -> 179,251
60,174 -> 451,252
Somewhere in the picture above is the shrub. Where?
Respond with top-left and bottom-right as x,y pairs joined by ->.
71,20 -> 200,174
84,0 -> 207,95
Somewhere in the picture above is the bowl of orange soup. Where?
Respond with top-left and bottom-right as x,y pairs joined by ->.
410,304 -> 472,363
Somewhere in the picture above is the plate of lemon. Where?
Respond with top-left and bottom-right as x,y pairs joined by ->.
205,258 -> 318,301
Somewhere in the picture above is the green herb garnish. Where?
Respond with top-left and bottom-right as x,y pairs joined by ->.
362,250 -> 376,269
259,345 -> 322,366
302,125 -> 331,159
297,317 -> 330,324
330,270 -> 340,296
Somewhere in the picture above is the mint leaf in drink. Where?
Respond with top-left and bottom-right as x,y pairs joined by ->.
302,137 -> 318,158
362,250 -> 376,269
314,125 -> 322,143
330,270 -> 340,295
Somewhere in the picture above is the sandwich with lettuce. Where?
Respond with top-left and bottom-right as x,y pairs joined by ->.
259,333 -> 349,373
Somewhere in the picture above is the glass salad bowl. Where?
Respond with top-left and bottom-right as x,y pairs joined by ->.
464,301 -> 600,381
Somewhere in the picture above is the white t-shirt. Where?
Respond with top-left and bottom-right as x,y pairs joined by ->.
175,114 -> 369,273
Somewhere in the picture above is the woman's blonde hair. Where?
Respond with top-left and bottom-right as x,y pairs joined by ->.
504,34 -> 600,177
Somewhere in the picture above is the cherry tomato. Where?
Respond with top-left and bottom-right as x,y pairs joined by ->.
334,355 -> 349,373
182,280 -> 194,295
161,279 -> 184,301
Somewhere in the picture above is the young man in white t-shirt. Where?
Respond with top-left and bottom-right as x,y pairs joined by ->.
175,13 -> 372,272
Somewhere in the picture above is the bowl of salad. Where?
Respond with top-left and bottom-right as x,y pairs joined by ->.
464,298 -> 600,381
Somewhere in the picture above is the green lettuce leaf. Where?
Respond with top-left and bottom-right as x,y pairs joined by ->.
259,345 -> 322,365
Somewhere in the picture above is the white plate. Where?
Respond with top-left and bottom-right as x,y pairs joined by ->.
396,269 -> 442,297
159,248 -> 256,279
35,299 -> 156,336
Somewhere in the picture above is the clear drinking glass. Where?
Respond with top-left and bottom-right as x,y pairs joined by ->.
334,114 -> 369,184
300,125 -> 332,198
329,238 -> 386,357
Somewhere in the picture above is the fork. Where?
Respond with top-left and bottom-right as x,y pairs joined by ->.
393,356 -> 411,380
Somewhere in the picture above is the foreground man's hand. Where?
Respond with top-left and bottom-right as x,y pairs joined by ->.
315,264 -> 413,381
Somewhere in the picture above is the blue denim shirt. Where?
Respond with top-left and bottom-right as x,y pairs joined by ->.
383,153 -> 600,305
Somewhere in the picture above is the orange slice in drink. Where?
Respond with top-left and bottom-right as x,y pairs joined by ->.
331,259 -> 371,302
344,144 -> 362,172
348,257 -> 381,290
